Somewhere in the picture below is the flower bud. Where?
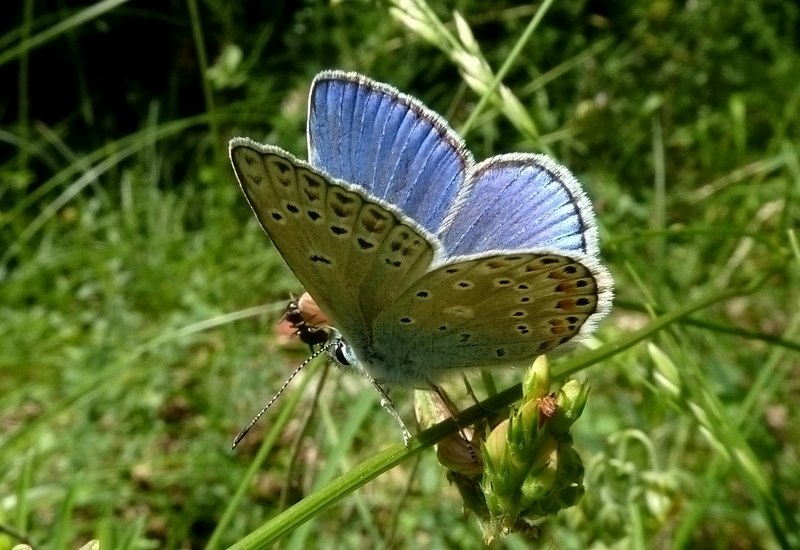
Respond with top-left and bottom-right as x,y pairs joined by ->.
522,355 -> 551,400
479,358 -> 590,538
549,379 -> 590,435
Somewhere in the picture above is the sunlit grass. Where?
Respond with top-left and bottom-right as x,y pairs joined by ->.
1,0 -> 798,548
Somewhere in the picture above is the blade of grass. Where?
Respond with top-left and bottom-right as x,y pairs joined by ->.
205,359 -> 323,550
0,0 -> 129,68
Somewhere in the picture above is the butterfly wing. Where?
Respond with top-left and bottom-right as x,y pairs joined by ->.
368,155 -> 613,386
441,154 -> 601,258
232,73 -> 614,390
370,252 -> 612,385
307,71 -> 473,235
229,138 -> 440,345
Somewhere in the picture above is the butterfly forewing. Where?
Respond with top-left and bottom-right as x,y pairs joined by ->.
230,138 -> 436,345
308,71 -> 473,235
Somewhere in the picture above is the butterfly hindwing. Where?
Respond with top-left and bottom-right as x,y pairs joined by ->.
442,154 -> 600,257
369,251 -> 611,385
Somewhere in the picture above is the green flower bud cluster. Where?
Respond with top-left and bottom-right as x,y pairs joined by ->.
481,356 -> 590,540
413,356 -> 590,542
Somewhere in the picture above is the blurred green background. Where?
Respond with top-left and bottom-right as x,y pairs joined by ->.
2,0 -> 798,548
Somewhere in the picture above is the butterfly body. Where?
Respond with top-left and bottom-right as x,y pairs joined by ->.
230,71 -> 613,393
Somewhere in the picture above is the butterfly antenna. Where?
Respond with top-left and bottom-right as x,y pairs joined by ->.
231,343 -> 331,450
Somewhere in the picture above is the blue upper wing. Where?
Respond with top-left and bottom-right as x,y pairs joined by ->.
440,154 -> 601,258
307,71 -> 473,235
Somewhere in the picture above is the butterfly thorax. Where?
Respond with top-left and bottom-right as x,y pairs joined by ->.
325,330 -> 441,388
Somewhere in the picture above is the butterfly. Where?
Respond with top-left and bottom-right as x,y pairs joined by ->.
229,71 -> 613,442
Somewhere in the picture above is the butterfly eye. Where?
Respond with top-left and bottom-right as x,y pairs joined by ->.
333,341 -> 351,366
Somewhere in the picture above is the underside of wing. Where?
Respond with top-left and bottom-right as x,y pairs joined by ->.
229,138 -> 439,343
369,251 -> 612,385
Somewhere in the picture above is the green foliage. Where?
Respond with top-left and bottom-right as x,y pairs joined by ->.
1,0 -> 798,548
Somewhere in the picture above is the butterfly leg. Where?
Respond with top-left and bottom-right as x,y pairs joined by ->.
431,385 -> 478,464
368,378 -> 412,446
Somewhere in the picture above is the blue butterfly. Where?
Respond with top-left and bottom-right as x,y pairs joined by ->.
230,71 -> 613,442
